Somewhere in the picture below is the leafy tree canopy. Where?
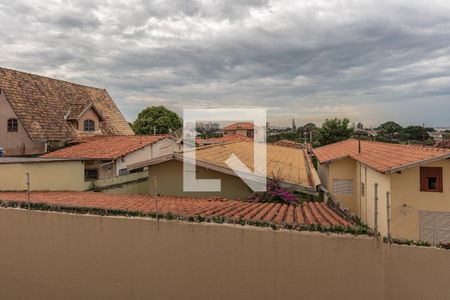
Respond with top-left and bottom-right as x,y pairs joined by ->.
377,121 -> 403,134
318,118 -> 353,146
132,106 -> 182,134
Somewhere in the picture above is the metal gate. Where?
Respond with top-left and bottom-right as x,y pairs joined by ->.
419,211 -> 450,244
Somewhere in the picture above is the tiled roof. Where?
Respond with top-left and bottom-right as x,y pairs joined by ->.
313,139 -> 450,173
193,141 -> 317,189
0,67 -> 134,140
436,140 -> 450,149
223,122 -> 254,131
272,140 -> 304,149
197,134 -> 253,146
0,191 -> 354,228
42,135 -> 169,160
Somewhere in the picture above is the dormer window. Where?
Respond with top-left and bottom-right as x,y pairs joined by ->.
7,118 -> 18,132
84,119 -> 96,132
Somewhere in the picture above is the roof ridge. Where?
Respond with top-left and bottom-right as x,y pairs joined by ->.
359,139 -> 450,153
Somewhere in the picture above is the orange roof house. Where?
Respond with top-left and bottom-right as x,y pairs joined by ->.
223,122 -> 254,138
42,135 -> 181,181
130,141 -> 321,200
313,139 -> 450,244
0,67 -> 133,156
313,139 -> 450,173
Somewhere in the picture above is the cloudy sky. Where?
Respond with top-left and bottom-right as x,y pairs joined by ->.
0,0 -> 449,127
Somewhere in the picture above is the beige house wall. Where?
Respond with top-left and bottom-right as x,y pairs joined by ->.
327,158 -> 357,212
0,92 -> 45,155
356,163 -> 391,236
0,161 -> 87,191
390,160 -> 450,240
0,208 -> 449,300
148,160 -> 253,200
116,138 -> 181,176
317,163 -> 329,190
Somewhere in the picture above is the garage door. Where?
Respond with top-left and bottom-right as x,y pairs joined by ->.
419,211 -> 450,244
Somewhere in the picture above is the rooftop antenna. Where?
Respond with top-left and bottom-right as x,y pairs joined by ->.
354,129 -> 363,154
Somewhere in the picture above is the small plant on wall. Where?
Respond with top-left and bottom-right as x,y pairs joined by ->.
247,178 -> 299,204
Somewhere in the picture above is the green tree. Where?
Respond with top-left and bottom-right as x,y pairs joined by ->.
318,118 -> 353,146
132,106 -> 182,134
376,121 -> 403,142
401,126 -> 434,145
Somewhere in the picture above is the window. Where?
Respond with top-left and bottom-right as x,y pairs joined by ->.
7,118 -> 18,132
420,167 -> 443,192
119,168 -> 130,176
84,119 -> 96,132
361,182 -> 365,197
85,169 -> 99,180
130,167 -> 144,174
333,179 -> 353,195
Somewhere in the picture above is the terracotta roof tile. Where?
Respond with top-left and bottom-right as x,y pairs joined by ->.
193,141 -> 316,189
197,134 -> 253,145
42,135 -> 170,160
0,67 -> 134,140
0,192 -> 354,228
223,122 -> 254,131
272,140 -> 304,149
313,139 -> 450,173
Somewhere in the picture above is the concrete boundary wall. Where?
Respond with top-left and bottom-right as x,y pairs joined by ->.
0,208 -> 449,300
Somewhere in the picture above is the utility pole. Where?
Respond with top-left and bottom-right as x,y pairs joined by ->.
26,173 -> 30,210
153,176 -> 159,230
374,183 -> 379,244
386,191 -> 392,244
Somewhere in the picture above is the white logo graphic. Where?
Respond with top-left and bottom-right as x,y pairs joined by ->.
183,108 -> 267,192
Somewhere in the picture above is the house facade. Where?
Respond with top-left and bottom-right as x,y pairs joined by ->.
0,67 -> 133,156
223,122 -> 254,138
131,141 -> 320,200
313,139 -> 450,243
43,135 -> 181,181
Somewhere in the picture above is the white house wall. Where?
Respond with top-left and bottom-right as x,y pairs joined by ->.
115,139 -> 181,175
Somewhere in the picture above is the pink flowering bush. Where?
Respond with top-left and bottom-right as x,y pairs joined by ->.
247,178 -> 299,204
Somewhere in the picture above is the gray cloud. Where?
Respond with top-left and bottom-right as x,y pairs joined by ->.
0,0 -> 449,127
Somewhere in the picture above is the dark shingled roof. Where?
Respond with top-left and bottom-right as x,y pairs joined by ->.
0,67 -> 134,141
